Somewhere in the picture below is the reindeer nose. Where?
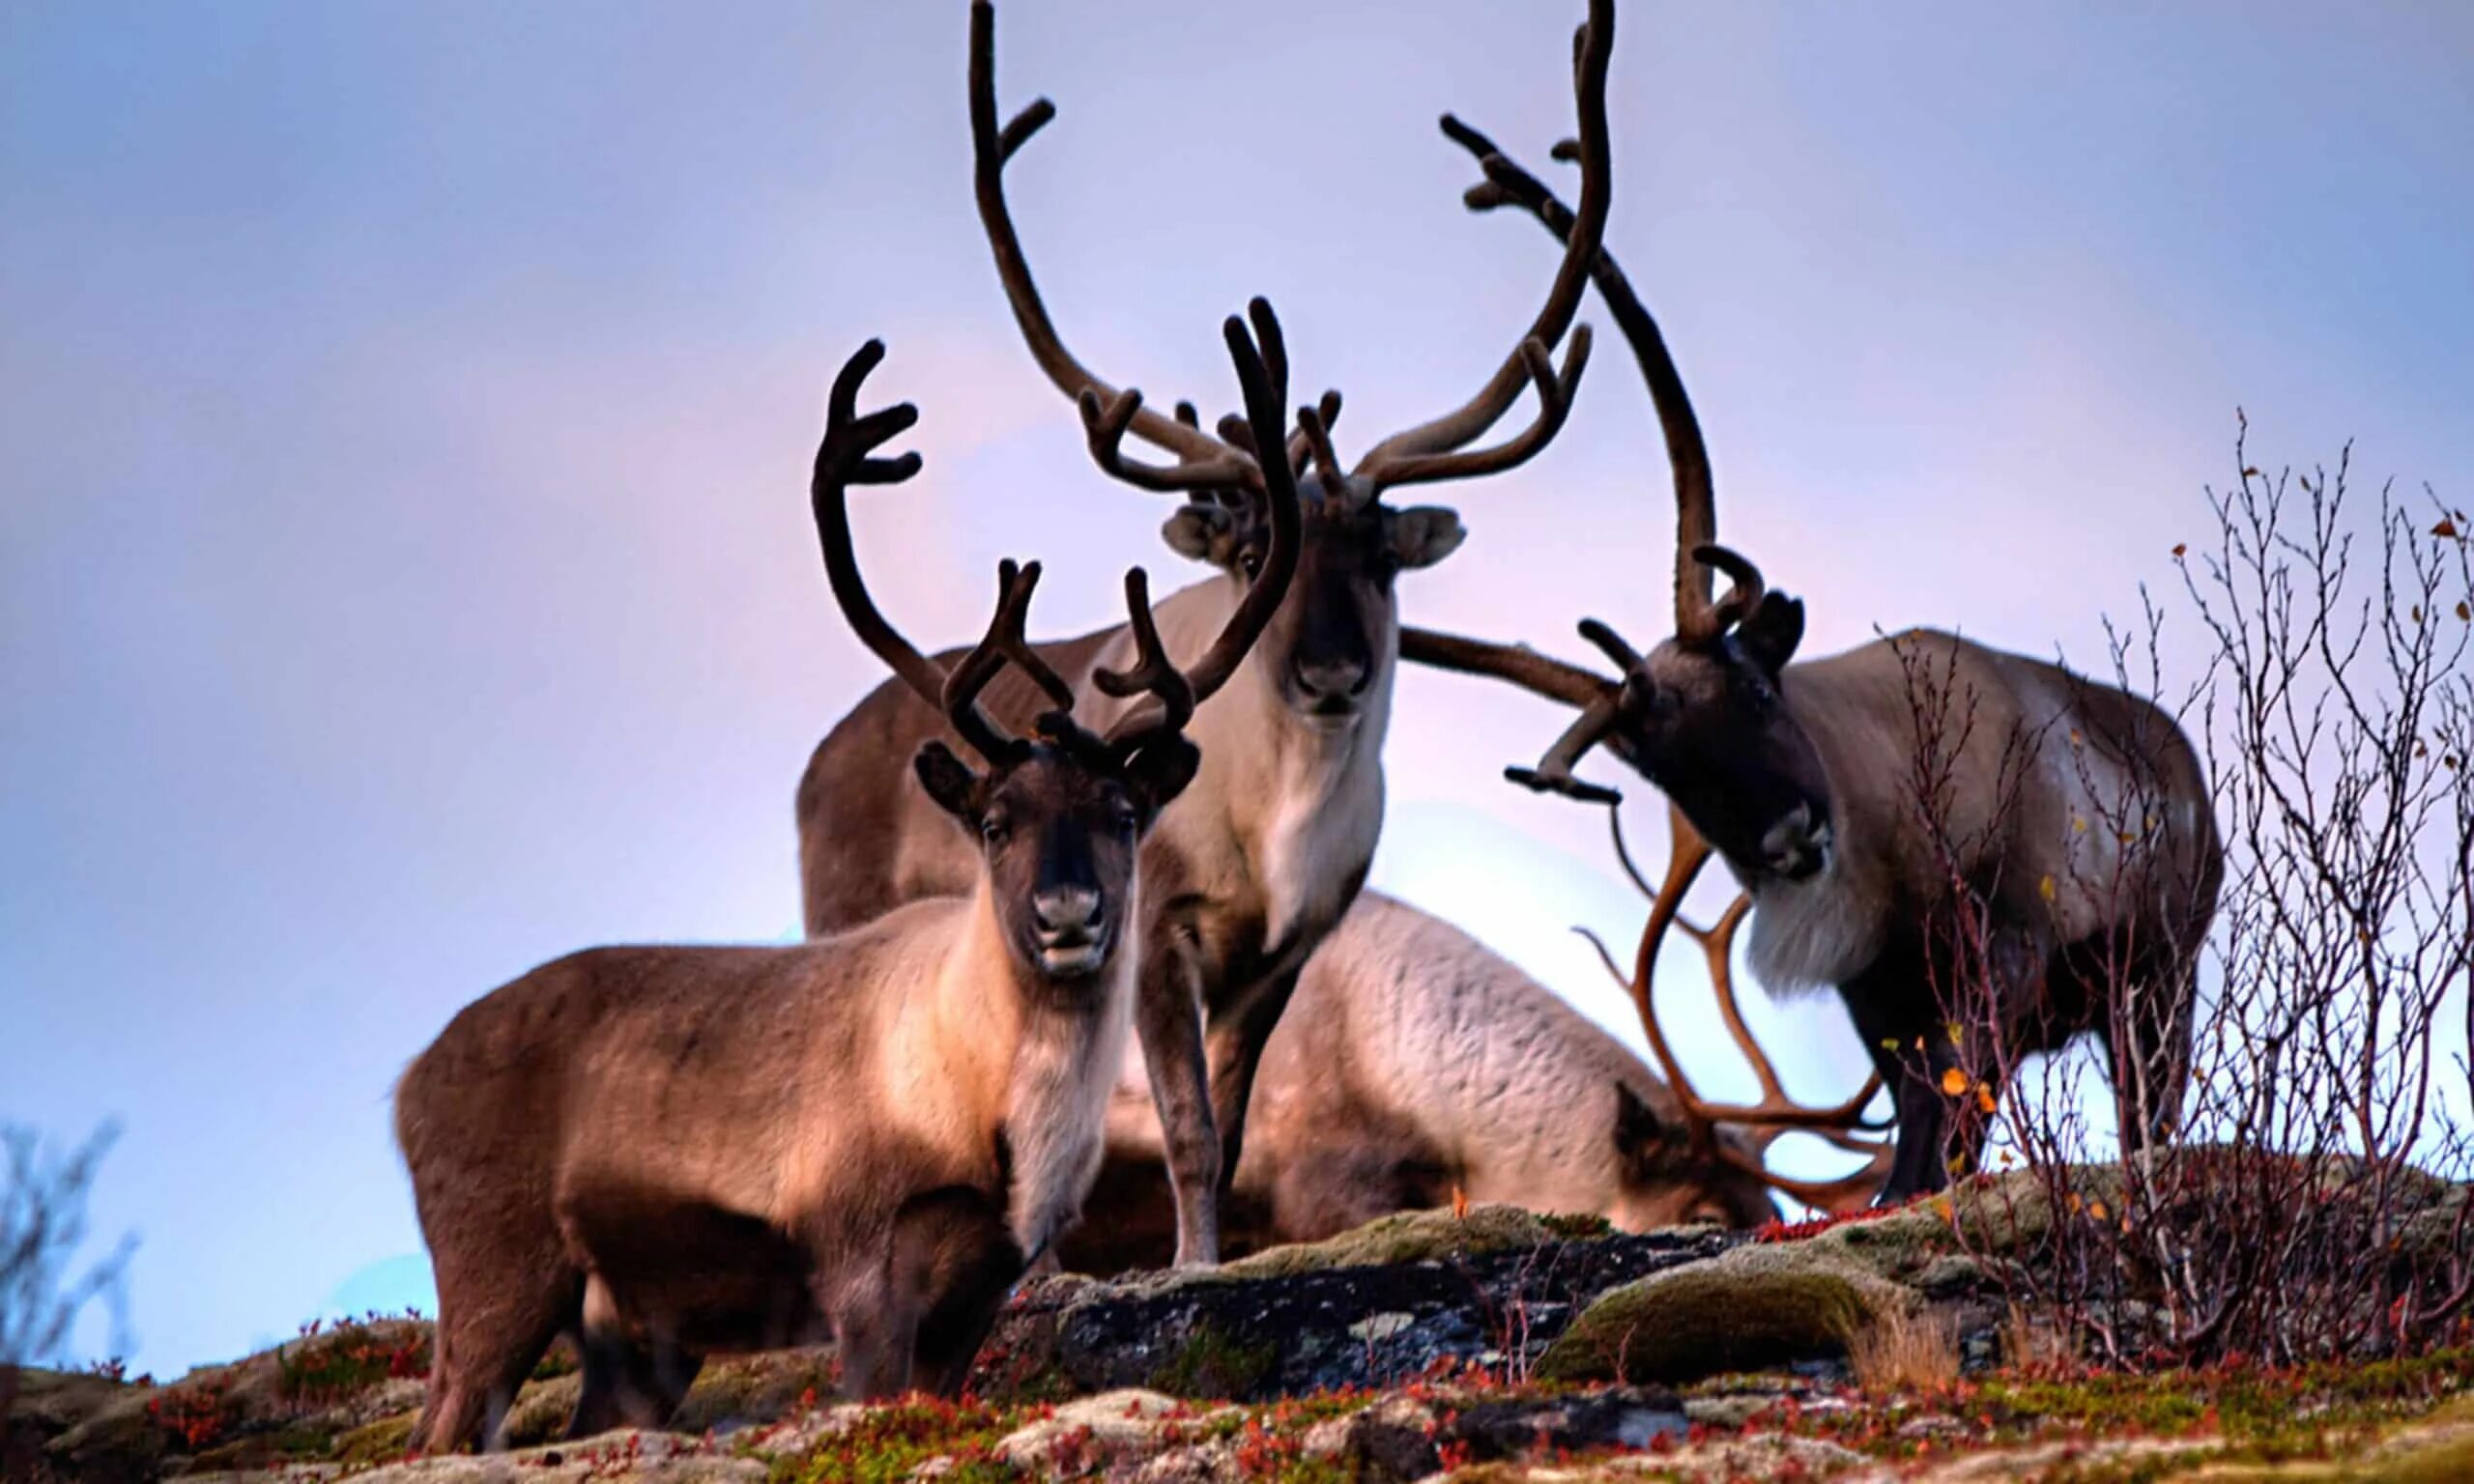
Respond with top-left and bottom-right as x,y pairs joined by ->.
1031,884 -> 1103,941
1293,656 -> 1369,702
1760,803 -> 1831,881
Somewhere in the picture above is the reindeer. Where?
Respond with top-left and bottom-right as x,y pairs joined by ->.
1399,124 -> 2224,1202
393,317 -> 1298,1452
1060,887 -> 1897,1271
796,0 -> 1617,1267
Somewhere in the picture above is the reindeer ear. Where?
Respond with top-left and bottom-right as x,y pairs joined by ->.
1610,1082 -> 1669,1161
1734,592 -> 1805,675
1388,506 -> 1467,571
1119,735 -> 1201,820
912,742 -> 983,826
1162,503 -> 1240,565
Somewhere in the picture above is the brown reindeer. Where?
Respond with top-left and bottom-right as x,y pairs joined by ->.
1061,886 -> 1893,1272
797,0 -> 1618,1267
1400,125 -> 2224,1202
393,318 -> 1298,1452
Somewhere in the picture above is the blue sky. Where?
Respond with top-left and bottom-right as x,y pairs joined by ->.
4,1 -> 2468,1375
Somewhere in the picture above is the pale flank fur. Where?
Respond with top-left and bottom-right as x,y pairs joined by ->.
1743,630 -> 2205,995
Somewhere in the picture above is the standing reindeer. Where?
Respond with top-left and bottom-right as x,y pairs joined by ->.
1063,888 -> 1890,1273
394,315 -> 1298,1452
1401,124 -> 2223,1201
797,0 -> 1618,1266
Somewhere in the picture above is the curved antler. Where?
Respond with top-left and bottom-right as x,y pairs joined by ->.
968,0 -> 1264,495
812,342 -> 1062,766
1358,328 -> 1595,495
1435,112 -> 1719,636
1353,0 -> 1614,479
1099,300 -> 1305,756
1581,802 -> 1891,1214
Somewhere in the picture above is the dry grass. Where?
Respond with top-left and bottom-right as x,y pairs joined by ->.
1848,1304 -> 1963,1396
1999,1300 -> 2079,1374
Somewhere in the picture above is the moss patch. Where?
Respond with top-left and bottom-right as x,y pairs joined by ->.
1148,1321 -> 1279,1399
1539,1242 -> 1911,1384
1213,1204 -> 1559,1281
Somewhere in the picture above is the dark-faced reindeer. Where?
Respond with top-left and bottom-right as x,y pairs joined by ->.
1401,126 -> 2224,1202
1064,889 -> 1891,1271
797,0 -> 1616,1266
394,318 -> 1298,1452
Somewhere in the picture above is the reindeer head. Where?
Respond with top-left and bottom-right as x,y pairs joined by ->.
810,310 -> 1300,985
1394,111 -> 1838,885
967,0 -> 1614,731
1604,1082 -> 1783,1231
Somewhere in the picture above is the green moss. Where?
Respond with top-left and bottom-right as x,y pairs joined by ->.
1539,1212 -> 1615,1241
1212,1204 -> 1555,1280
1149,1321 -> 1279,1399
1538,1242 -> 1911,1384
331,1410 -> 419,1467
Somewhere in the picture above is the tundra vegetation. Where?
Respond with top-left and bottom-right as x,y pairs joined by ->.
9,1 -> 2473,1481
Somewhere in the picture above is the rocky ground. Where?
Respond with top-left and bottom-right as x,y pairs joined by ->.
8,1180 -> 2472,1483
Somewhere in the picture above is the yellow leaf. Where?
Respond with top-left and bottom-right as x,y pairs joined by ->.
1451,1184 -> 1469,1220
2435,517 -> 2461,539
2241,467 -> 2261,478
2172,542 -> 2188,558
1881,1039 -> 1902,1052
2072,815 -> 2087,833
1976,1084 -> 1999,1115
2067,1192 -> 2085,1214
1941,1067 -> 1971,1097
2457,601 -> 2470,622
2412,606 -> 2424,624
1946,1021 -> 1966,1046
2088,1198 -> 2111,1222
2039,874 -> 2058,902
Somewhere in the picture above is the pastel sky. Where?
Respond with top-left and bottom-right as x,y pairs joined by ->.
4,1 -> 2468,1375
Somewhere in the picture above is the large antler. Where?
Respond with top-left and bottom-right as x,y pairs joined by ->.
813,340 -> 1065,765
1350,0 -> 1615,493
968,0 -> 1266,498
1395,96 -> 1785,797
1434,115 -> 1720,631
1095,303 -> 1305,758
968,0 -> 1610,507
1577,803 -> 1891,1213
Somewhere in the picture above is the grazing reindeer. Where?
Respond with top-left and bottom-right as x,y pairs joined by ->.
1400,126 -> 2223,1201
797,0 -> 1618,1266
1068,878 -> 1889,1271
394,317 -> 1298,1452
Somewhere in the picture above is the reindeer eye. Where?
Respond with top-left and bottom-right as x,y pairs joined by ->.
1111,803 -> 1139,836
1236,547 -> 1263,578
980,813 -> 1011,845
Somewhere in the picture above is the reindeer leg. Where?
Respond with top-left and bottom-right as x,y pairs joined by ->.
1136,937 -> 1222,1267
1837,959 -> 1952,1203
1203,963 -> 1305,1205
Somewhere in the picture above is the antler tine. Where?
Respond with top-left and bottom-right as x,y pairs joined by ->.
1688,544 -> 1766,640
935,559 -> 1052,762
1395,626 -> 1626,801
1438,110 -> 1721,642
1095,567 -> 1194,751
1352,0 -> 1613,475
1360,327 -> 1595,494
1079,386 -> 1259,495
1504,695 -> 1627,805
1100,300 -> 1306,749
811,340 -> 959,715
1294,396 -> 1345,490
968,1 -> 1258,485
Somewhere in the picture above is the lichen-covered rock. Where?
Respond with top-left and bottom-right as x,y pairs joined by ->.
1538,1242 -> 1913,1384
993,1388 -> 1234,1474
974,1218 -> 1731,1401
